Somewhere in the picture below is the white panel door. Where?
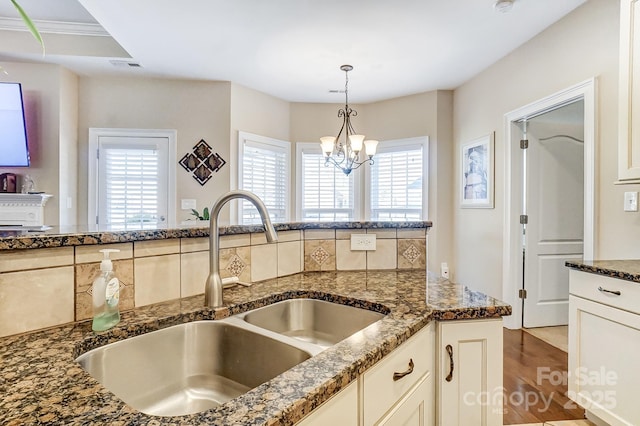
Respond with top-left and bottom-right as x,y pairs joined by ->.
524,133 -> 583,327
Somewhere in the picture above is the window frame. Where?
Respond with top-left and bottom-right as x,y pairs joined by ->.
237,131 -> 291,224
88,128 -> 177,228
295,142 -> 361,221
364,136 -> 429,221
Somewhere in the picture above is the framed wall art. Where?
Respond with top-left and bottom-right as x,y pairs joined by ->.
461,133 -> 494,208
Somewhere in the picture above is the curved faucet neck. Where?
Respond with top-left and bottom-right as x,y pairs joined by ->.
205,190 -> 278,308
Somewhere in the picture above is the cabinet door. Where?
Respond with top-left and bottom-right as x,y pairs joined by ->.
437,319 -> 503,426
569,294 -> 640,425
376,372 -> 433,426
296,380 -> 358,426
618,0 -> 640,182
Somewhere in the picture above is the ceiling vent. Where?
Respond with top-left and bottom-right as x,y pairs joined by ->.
109,60 -> 142,68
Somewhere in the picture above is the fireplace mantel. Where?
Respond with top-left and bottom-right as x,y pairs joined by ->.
0,193 -> 53,226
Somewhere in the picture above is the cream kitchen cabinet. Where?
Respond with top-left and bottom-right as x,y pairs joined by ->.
436,318 -> 503,426
617,0 -> 640,183
298,323 -> 435,426
568,269 -> 640,425
296,380 -> 358,426
373,373 -> 432,426
362,322 -> 435,426
298,317 -> 506,426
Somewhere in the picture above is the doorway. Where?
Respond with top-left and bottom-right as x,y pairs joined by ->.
88,128 -> 177,229
517,100 -> 585,327
502,79 -> 596,330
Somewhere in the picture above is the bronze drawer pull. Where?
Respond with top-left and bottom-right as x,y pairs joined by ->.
598,286 -> 621,296
445,344 -> 454,382
393,359 -> 414,381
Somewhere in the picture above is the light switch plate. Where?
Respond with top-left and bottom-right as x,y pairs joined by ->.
351,234 -> 376,251
624,191 -> 638,212
181,199 -> 196,210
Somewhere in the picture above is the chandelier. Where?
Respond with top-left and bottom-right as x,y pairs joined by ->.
320,65 -> 378,175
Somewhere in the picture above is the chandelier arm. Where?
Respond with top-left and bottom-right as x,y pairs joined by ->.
348,157 -> 375,171
324,154 -> 349,170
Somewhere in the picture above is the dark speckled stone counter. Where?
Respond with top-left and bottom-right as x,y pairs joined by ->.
565,259 -> 640,284
0,221 -> 431,250
0,270 -> 510,425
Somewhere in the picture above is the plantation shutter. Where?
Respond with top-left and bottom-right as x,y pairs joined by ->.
370,144 -> 423,220
239,135 -> 289,224
300,147 -> 354,221
98,138 -> 167,229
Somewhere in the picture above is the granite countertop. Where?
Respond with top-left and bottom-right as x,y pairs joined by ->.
0,221 -> 432,250
0,270 -> 510,425
565,259 -> 640,284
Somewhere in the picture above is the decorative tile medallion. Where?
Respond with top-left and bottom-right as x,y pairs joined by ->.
179,139 -> 226,185
226,254 -> 246,277
310,246 -> 330,265
402,244 -> 421,264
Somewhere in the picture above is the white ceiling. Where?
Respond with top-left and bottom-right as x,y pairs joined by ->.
0,0 -> 587,103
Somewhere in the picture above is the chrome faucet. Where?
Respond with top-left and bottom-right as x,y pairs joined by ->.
205,190 -> 278,307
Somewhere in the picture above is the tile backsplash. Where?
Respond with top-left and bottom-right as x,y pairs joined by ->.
0,227 -> 427,337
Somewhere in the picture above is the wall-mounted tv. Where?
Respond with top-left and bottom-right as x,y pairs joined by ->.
0,82 -> 30,167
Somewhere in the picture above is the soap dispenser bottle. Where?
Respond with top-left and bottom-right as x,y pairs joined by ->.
92,248 -> 121,332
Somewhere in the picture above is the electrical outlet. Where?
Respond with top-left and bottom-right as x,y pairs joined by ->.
350,234 -> 376,251
441,262 -> 450,279
181,199 -> 196,210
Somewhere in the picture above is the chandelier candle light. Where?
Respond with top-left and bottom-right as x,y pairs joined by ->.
320,65 -> 378,175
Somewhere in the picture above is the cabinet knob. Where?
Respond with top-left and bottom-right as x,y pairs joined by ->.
445,344 -> 454,382
392,359 -> 414,381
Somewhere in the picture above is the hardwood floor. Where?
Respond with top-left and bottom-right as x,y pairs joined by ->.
503,328 -> 586,425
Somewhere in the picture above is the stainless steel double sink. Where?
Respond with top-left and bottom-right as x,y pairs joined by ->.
76,298 -> 386,416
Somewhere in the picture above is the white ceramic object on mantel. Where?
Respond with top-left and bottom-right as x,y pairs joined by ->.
0,193 -> 53,226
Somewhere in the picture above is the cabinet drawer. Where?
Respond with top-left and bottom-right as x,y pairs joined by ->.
362,323 -> 434,426
296,380 -> 358,426
569,270 -> 640,315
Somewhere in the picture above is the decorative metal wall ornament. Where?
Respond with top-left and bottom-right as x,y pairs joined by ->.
179,139 -> 226,185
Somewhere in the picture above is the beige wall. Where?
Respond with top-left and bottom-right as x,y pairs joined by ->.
0,62 -> 63,226
452,0 -> 624,298
365,91 -> 454,273
77,76 -> 232,225
230,83 -> 291,222
58,68 -> 78,226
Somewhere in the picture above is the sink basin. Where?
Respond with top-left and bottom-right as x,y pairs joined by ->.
241,299 -> 386,348
76,320 -> 311,416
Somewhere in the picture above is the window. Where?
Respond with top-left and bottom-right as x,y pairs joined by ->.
367,137 -> 428,221
88,128 -> 176,229
238,132 -> 290,224
296,143 -> 356,221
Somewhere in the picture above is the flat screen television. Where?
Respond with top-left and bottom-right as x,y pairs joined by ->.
0,82 -> 30,167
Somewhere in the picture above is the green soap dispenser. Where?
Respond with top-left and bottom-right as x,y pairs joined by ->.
92,249 -> 121,332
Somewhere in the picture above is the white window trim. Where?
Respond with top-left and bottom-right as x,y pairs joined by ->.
236,131 -> 291,224
295,142 -> 362,221
88,128 -> 177,226
364,136 -> 429,221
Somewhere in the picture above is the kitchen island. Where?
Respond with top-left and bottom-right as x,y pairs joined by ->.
0,269 -> 510,425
